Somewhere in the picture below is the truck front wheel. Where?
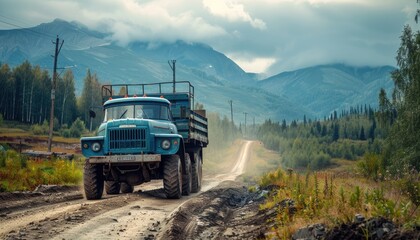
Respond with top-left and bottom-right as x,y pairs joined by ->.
163,155 -> 182,199
191,152 -> 202,193
105,181 -> 120,195
84,161 -> 104,200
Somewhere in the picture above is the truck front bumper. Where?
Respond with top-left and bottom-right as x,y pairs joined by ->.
88,154 -> 161,164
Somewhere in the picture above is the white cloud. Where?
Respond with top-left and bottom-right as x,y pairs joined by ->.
228,55 -> 276,73
83,0 -> 227,45
202,0 -> 266,30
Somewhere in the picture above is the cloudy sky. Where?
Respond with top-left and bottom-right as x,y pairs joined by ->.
0,0 -> 418,75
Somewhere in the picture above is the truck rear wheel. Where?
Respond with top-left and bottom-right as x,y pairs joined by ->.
163,154 -> 182,199
182,154 -> 192,196
84,161 -> 104,200
105,181 -> 120,195
121,182 -> 134,193
191,152 -> 202,193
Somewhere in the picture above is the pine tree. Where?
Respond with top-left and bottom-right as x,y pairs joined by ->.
321,125 -> 327,137
368,120 -> 376,141
359,126 -> 366,140
281,119 -> 287,131
332,123 -> 339,141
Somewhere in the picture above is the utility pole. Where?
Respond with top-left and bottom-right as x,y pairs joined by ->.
228,100 -> 233,124
168,60 -> 176,93
47,36 -> 64,152
243,112 -> 248,137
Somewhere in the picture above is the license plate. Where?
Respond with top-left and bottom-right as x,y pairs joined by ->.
116,155 -> 135,161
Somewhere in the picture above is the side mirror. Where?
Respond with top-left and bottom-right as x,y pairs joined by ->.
89,110 -> 96,118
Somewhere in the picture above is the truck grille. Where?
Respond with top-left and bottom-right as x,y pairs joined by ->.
109,128 -> 147,151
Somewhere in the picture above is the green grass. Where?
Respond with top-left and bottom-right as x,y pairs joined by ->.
0,150 -> 83,192
1,120 -> 32,131
254,146 -> 420,239
0,127 -> 26,133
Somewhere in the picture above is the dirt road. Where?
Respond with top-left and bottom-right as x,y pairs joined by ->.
0,141 -> 254,240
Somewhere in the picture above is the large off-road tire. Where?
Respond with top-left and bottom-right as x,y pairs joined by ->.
105,181 -> 120,195
182,154 -> 192,196
191,152 -> 202,193
121,182 -> 134,193
163,154 -> 182,199
83,160 -> 104,200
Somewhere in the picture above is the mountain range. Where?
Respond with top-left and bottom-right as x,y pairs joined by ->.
0,19 -> 395,122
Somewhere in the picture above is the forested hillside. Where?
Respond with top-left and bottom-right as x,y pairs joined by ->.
0,61 -> 102,136
259,64 -> 395,118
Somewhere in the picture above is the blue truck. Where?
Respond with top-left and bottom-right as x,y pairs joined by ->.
80,81 -> 208,199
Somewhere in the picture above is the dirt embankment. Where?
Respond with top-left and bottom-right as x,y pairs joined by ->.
159,181 -> 275,240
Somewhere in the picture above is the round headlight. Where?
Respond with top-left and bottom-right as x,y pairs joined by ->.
91,142 -> 101,152
161,139 -> 171,150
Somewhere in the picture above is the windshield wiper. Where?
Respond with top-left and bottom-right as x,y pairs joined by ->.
119,109 -> 128,119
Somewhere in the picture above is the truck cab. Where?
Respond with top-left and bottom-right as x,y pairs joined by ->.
81,82 -> 208,200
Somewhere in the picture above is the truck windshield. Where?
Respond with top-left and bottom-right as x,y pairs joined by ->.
104,104 -> 171,121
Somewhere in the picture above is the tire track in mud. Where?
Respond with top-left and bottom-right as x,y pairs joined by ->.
0,140 -> 254,240
157,140 -> 270,240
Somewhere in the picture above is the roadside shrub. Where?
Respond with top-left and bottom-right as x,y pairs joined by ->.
30,120 -> 50,135
260,168 -> 284,187
310,152 -> 331,170
30,124 -> 44,135
357,153 -> 382,181
0,151 -> 6,167
397,168 -> 420,207
59,124 -> 71,138
52,160 -> 82,184
61,129 -> 71,138
69,118 -> 86,138
0,113 -> 3,126
41,120 -> 49,133
349,186 -> 361,209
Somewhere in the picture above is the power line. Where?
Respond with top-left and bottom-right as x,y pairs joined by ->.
0,14 -> 36,28
0,15 -> 91,50
0,17 -> 55,39
0,13 -> 110,50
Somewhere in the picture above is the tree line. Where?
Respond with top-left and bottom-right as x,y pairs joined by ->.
378,25 -> 420,173
0,61 -> 103,136
257,106 -> 381,170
